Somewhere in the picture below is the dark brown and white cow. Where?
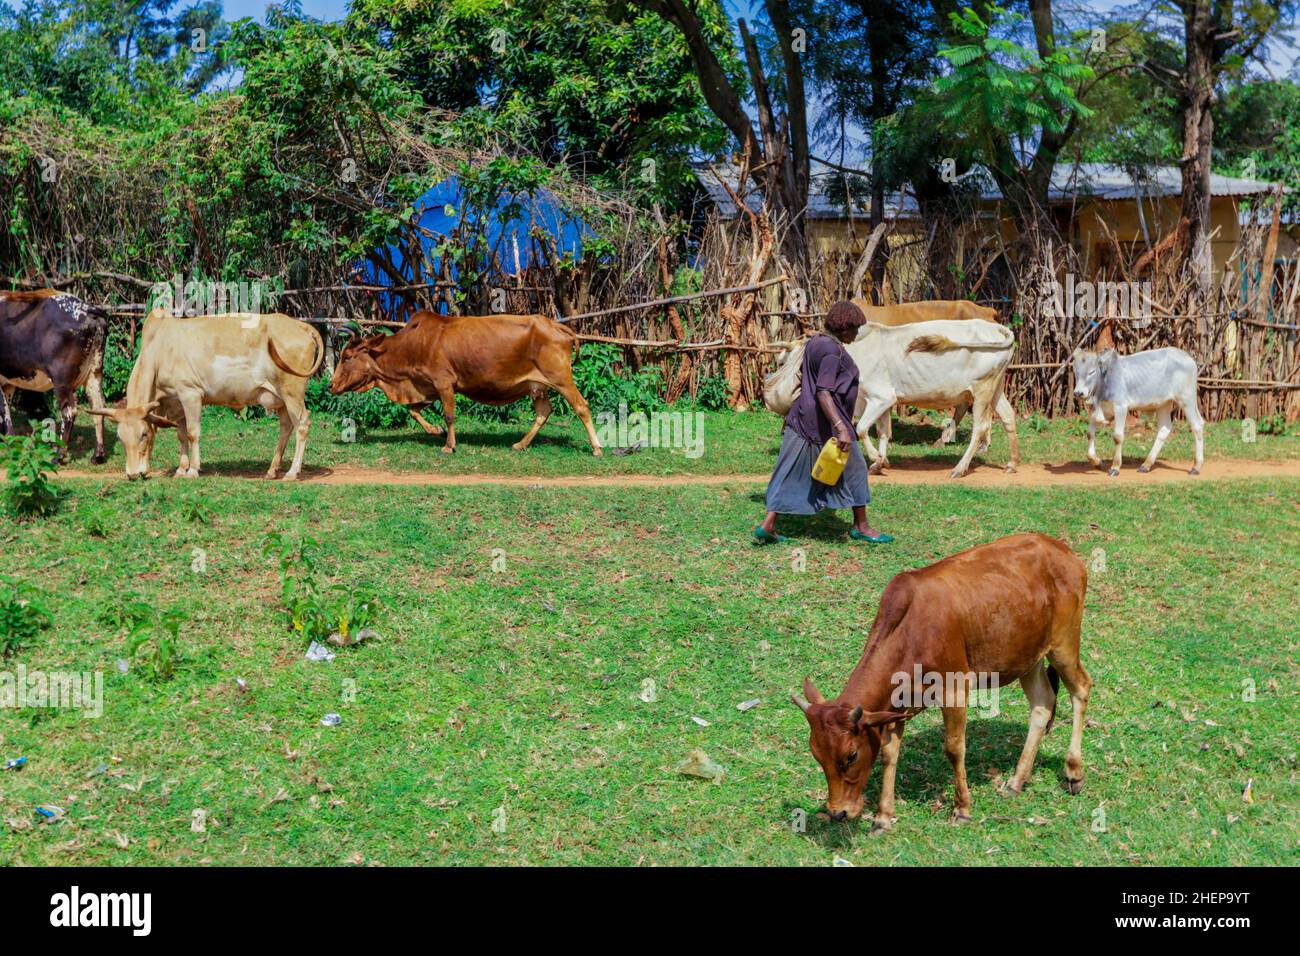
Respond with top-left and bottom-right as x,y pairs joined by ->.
0,290 -> 108,462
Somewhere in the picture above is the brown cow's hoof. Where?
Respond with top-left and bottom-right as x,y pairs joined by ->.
1066,777 -> 1085,795
999,781 -> 1023,797
510,441 -> 529,451
952,810 -> 973,823
1189,467 -> 1200,476
949,467 -> 968,480
90,453 -> 107,465
1138,465 -> 1150,473
441,446 -> 455,455
265,469 -> 282,480
591,448 -> 603,457
1107,467 -> 1120,477
868,821 -> 892,837
281,472 -> 301,482
1088,457 -> 1101,468
1004,465 -> 1017,475
175,468 -> 198,479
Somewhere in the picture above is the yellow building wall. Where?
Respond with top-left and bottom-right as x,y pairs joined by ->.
805,194 -> 1253,293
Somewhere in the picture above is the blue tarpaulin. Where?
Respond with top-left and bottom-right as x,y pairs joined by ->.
356,176 -> 592,316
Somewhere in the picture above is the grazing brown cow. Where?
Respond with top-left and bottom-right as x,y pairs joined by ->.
794,533 -> 1091,830
0,290 -> 108,463
330,312 -> 602,455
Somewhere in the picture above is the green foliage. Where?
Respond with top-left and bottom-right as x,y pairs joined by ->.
0,576 -> 52,657
570,343 -> 664,413
0,432 -> 62,519
101,325 -> 139,404
97,593 -> 186,682
262,531 -> 377,647
181,500 -> 211,525
305,377 -> 416,430
933,5 -> 1093,152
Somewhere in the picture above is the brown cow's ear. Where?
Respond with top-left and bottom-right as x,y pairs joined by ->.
802,677 -> 826,705
856,709 -> 915,729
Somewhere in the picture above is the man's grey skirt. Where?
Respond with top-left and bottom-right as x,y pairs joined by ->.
765,428 -> 871,516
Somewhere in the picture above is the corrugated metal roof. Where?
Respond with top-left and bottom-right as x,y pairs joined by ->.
697,161 -> 1277,220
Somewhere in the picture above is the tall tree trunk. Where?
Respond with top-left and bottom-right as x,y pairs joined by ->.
1181,0 -> 1216,307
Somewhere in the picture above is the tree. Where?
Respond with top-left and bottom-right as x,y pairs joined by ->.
632,0 -> 811,272
1168,0 -> 1292,300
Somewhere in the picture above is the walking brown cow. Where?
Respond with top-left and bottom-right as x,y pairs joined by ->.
793,533 -> 1091,830
330,312 -> 602,455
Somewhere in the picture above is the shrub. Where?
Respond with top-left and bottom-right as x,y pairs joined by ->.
0,432 -> 62,519
262,532 -> 377,647
97,593 -> 186,683
0,576 -> 52,657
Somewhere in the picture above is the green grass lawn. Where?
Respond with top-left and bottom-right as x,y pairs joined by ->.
0,471 -> 1295,865
48,404 -> 1300,478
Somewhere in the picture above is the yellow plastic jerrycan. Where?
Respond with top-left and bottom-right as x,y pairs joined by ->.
811,438 -> 849,485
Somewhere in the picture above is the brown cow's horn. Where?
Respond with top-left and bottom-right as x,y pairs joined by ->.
849,706 -> 864,726
792,694 -> 812,713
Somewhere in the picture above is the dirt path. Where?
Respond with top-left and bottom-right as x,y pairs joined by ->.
54,457 -> 1300,487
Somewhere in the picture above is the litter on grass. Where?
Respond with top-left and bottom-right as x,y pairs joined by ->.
306,641 -> 336,663
320,712 -> 342,727
676,748 -> 725,783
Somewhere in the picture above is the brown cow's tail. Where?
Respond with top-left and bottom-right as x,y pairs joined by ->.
1045,663 -> 1060,734
553,317 -> 580,359
268,324 -> 325,378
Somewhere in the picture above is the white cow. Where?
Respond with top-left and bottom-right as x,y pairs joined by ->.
1071,347 -> 1204,476
764,319 -> 1019,478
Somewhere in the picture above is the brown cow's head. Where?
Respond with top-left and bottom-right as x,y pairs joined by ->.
88,402 -> 176,479
329,334 -> 384,395
794,677 -> 909,821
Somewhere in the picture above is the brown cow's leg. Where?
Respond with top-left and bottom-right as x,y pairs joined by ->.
941,705 -> 972,820
1048,649 -> 1092,795
436,383 -> 457,453
409,408 -> 444,436
870,721 -> 906,834
550,379 -> 601,456
512,393 -> 552,451
1005,662 -> 1056,794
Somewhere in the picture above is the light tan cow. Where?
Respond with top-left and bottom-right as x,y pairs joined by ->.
91,310 -> 323,480
850,298 -> 997,326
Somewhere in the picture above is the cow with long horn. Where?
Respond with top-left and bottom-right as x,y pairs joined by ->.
91,309 -> 323,479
